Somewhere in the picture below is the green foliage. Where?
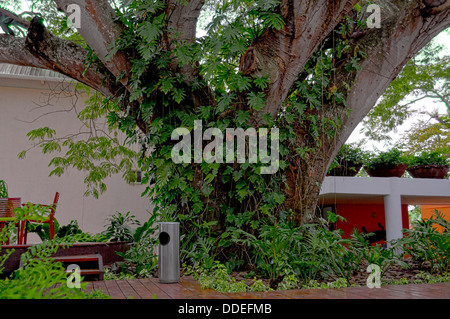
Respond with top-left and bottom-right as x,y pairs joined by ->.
362,30 -> 450,142
227,217 -> 376,288
57,220 -> 83,238
19,90 -> 140,199
406,151 -> 449,167
335,143 -> 367,164
193,261 -> 271,293
400,120 -> 450,156
0,220 -> 109,299
364,148 -> 407,170
0,180 -> 8,198
13,202 -> 52,221
103,211 -> 141,242
231,221 -> 307,287
183,236 -> 217,272
26,219 -> 60,242
329,142 -> 367,173
302,277 -> 350,289
7,1 -> 409,292
298,224 -> 364,285
412,271 -> 450,284
278,272 -> 300,290
116,213 -> 160,277
400,210 -> 449,275
11,1 -> 370,275
354,236 -> 407,276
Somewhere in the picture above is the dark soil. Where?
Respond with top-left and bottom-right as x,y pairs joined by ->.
230,258 -> 440,290
111,258 -> 446,291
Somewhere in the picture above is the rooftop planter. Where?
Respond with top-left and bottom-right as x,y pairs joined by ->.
406,151 -> 449,179
364,148 -> 408,178
0,180 -> 7,199
328,143 -> 366,177
0,180 -> 14,218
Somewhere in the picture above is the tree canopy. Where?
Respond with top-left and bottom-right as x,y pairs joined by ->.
1,0 -> 449,265
361,28 -> 450,155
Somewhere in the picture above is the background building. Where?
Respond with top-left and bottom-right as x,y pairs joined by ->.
0,63 -> 152,243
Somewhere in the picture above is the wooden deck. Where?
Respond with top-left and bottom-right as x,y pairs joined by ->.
84,277 -> 450,299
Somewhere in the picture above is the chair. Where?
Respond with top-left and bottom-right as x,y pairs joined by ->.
0,197 -> 22,244
19,192 -> 59,245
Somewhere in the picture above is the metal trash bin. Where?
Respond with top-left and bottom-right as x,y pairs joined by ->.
158,222 -> 180,283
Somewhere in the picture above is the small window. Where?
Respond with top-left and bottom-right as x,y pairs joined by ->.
133,170 -> 142,184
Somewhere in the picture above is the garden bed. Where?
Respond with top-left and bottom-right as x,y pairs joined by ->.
0,241 -> 131,277
215,258 -> 446,290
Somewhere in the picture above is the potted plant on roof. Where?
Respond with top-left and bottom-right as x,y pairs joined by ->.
328,143 -> 367,177
0,180 -> 21,219
406,151 -> 449,179
364,148 -> 408,177
0,180 -> 12,219
0,180 -> 9,216
0,180 -> 7,198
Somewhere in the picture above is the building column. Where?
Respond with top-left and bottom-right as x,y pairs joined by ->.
383,193 -> 403,248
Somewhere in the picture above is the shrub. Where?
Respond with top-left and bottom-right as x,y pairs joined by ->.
194,261 -> 270,293
116,214 -> 159,277
364,148 -> 407,170
231,221 -> 304,288
406,151 -> 449,167
103,211 -> 140,242
300,224 -> 364,285
328,143 -> 367,175
400,210 -> 449,275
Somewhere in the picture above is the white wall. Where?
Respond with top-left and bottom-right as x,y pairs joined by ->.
0,77 -> 153,242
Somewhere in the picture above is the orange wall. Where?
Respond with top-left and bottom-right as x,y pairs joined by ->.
420,205 -> 450,233
335,203 -> 409,243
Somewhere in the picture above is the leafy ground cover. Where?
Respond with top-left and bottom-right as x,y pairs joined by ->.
1,209 -> 448,298
106,210 -> 449,293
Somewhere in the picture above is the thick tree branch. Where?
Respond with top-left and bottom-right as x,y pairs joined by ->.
167,0 -> 203,83
166,0 -> 214,107
53,0 -> 132,90
241,0 -> 359,119
0,7 -> 31,30
167,0 -> 204,45
332,0 -> 450,163
0,20 -> 120,98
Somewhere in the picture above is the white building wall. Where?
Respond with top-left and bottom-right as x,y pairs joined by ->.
0,76 -> 153,242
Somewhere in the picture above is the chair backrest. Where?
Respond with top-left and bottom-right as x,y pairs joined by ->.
0,198 -> 21,218
49,192 -> 59,217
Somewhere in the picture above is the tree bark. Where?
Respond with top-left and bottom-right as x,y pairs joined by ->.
331,0 -> 450,163
53,0 -> 132,90
283,0 -> 450,224
240,0 -> 360,120
0,20 -> 120,98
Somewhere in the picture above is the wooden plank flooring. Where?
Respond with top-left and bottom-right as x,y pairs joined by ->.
84,277 -> 450,299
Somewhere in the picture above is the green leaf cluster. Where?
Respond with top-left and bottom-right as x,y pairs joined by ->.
406,151 -> 449,167
364,148 -> 408,170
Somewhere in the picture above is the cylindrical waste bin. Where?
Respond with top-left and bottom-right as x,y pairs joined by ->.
158,222 -> 180,283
